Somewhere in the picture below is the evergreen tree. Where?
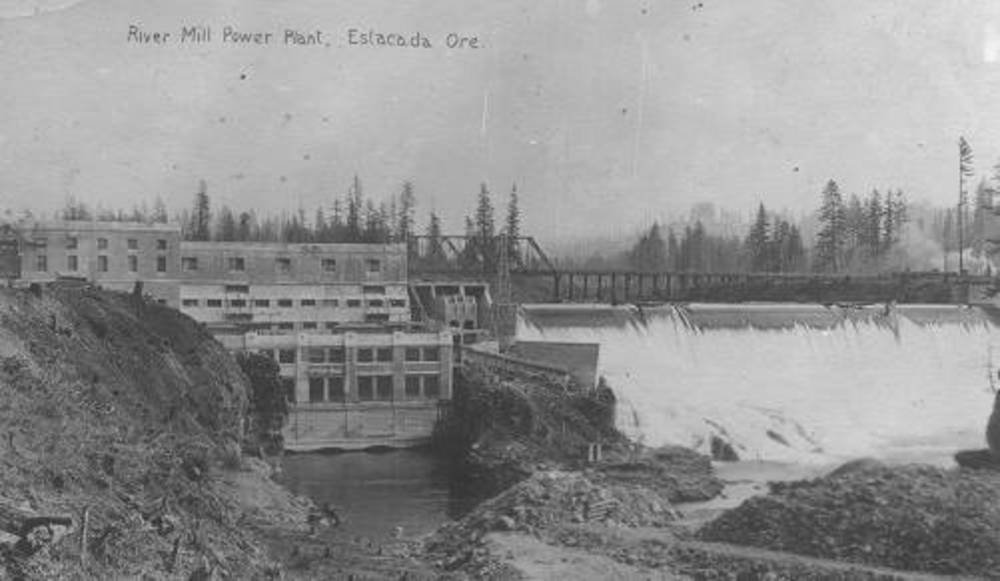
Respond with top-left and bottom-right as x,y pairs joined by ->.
959,137 -> 975,272
814,179 -> 847,272
666,228 -> 679,270
346,175 -> 363,242
505,183 -> 522,267
628,223 -> 668,270
475,183 -> 496,271
426,211 -> 445,265
397,181 -> 416,242
189,180 -> 211,241
237,211 -> 252,242
746,203 -> 770,271
215,205 -> 237,241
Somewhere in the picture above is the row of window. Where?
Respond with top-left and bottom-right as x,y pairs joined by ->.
41,237 -> 170,251
37,254 -> 168,273
180,297 -> 406,308
305,374 -> 441,403
269,345 -> 441,364
181,256 -> 382,274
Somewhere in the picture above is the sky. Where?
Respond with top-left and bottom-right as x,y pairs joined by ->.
4,0 -> 1000,246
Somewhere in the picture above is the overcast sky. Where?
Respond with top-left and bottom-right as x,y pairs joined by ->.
3,0 -> 1000,243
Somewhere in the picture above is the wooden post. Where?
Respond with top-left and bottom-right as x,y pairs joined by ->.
582,274 -> 589,301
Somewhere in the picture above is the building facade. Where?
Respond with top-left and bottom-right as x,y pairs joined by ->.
8,220 -> 181,304
177,241 -> 410,332
221,329 -> 453,449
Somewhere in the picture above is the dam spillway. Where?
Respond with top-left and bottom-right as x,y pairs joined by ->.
517,303 -> 999,464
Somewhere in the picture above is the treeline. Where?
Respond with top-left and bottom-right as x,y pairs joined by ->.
57,177 -> 525,270
620,179 -> 917,274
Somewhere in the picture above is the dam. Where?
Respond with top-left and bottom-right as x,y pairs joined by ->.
518,302 -> 999,464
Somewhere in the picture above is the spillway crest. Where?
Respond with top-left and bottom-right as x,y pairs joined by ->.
518,303 -> 999,463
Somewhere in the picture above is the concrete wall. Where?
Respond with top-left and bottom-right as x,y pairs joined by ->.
507,341 -> 601,389
16,220 -> 182,305
177,241 -> 407,284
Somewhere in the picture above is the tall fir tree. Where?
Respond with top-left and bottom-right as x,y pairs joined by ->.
814,179 -> 847,272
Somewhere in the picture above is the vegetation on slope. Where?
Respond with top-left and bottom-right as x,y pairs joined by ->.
0,284 -> 273,579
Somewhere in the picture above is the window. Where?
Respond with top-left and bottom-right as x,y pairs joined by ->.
156,256 -> 167,272
277,322 -> 294,331
366,259 -> 381,272
376,376 -> 393,401
67,255 -> 78,271
367,299 -> 385,308
156,239 -> 167,250
182,299 -> 199,307
128,255 -> 138,272
36,255 -> 47,272
325,322 -> 339,330
275,257 -> 291,274
390,299 -> 406,308
365,314 -> 390,323
302,322 -> 317,330
278,349 -> 296,364
229,299 -> 247,308
376,348 -> 393,362
127,239 -> 138,250
405,375 -> 421,398
182,257 -> 198,271
300,299 -> 316,307
97,238 -> 108,250
277,299 -> 293,308
328,348 -> 345,363
227,257 -> 245,271
357,348 -> 373,363
328,376 -> 345,402
97,256 -> 108,272
225,284 -> 249,293
347,299 -> 362,308
309,377 -> 325,403
405,348 -> 421,362
282,377 -> 296,403
206,299 -> 223,307
308,348 -> 326,363
363,285 -> 386,294
424,375 -> 441,398
321,299 -> 339,307
322,258 -> 336,272
66,236 -> 78,250
423,347 -> 440,361
254,299 -> 270,307
357,376 -> 374,401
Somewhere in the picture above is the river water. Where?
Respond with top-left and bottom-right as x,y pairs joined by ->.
277,449 -> 471,542
279,302 -> 998,541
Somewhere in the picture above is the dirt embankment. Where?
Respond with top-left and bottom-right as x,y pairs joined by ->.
426,361 -> 726,578
0,285 -> 442,580
699,462 -> 1000,579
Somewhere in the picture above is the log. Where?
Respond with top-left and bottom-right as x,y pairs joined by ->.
0,501 -> 73,539
0,499 -> 74,557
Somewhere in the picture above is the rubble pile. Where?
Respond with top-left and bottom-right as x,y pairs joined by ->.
699,463 -> 1000,578
425,470 -> 677,575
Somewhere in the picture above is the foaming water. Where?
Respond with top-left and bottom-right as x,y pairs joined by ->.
519,303 -> 997,464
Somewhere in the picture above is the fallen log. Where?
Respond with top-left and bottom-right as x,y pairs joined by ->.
0,499 -> 74,556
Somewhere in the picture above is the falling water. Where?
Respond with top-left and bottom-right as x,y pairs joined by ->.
518,303 -> 998,464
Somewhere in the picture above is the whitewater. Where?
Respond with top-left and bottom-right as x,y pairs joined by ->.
517,303 -> 998,465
